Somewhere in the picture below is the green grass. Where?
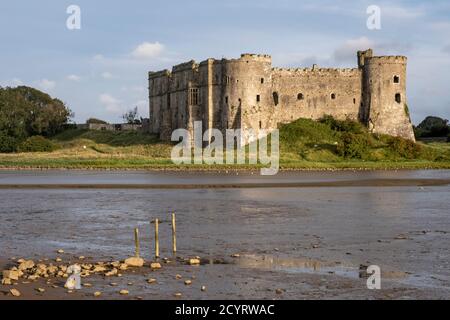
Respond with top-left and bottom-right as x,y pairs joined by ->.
0,119 -> 449,170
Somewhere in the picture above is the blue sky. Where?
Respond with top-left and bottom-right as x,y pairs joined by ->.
0,0 -> 449,124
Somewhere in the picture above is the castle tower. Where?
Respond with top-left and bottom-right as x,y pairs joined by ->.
361,50 -> 415,141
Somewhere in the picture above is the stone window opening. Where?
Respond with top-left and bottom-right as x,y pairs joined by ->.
259,121 -> 262,129
297,93 -> 304,100
256,95 -> 261,102
394,76 -> 400,84
353,98 -> 356,104
273,92 -> 279,106
189,88 -> 199,106
261,78 -> 264,84
225,96 -> 228,104
331,93 -> 336,100
395,93 -> 401,103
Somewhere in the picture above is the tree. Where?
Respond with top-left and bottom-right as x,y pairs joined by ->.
415,116 -> 449,138
122,106 -> 141,124
86,118 -> 108,124
0,86 -> 73,152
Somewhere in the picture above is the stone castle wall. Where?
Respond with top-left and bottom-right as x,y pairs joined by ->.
148,49 -> 415,143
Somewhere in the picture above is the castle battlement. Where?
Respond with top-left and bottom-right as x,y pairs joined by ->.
148,49 -> 415,143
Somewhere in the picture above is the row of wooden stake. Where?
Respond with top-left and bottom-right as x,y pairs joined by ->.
133,213 -> 177,259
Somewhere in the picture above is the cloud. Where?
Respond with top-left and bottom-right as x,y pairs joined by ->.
101,72 -> 116,80
443,44 -> 450,54
37,79 -> 56,91
131,42 -> 165,59
334,37 -> 374,62
99,93 -> 122,114
66,74 -> 81,81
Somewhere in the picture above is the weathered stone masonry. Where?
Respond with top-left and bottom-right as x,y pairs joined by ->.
148,49 -> 415,143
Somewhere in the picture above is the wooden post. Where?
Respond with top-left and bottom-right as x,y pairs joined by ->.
154,219 -> 160,259
134,228 -> 140,258
172,213 -> 177,254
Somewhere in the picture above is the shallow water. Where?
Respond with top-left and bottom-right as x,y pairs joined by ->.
0,170 -> 449,298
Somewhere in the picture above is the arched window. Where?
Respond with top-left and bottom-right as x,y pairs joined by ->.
395,93 -> 401,103
297,93 -> 304,100
331,93 -> 336,100
273,92 -> 279,106
394,76 -> 400,83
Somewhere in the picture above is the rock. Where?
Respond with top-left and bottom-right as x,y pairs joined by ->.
119,290 -> 129,295
79,256 -> 85,260
36,288 -> 45,293
184,280 -> 192,286
17,258 -> 25,263
150,263 -> 162,270
47,265 -> 58,274
110,283 -> 118,287
57,249 -> 64,254
92,266 -> 107,273
124,257 -> 144,268
83,283 -> 92,288
201,286 -> 207,292
2,270 -> 19,281
119,263 -> 128,271
56,257 -> 62,262
111,261 -> 120,268
1,278 -> 12,285
10,288 -> 21,297
175,274 -> 182,280
231,254 -> 240,258
275,289 -> 284,295
18,260 -> 35,271
105,268 -> 118,277
189,258 -> 201,265
174,293 -> 182,298
94,291 -> 102,297
147,278 -> 156,284
28,275 -> 39,281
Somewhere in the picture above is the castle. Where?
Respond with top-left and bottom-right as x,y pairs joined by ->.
148,49 -> 415,144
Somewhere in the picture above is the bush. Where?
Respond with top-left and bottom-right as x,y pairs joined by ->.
387,136 -> 422,159
336,132 -> 371,159
0,133 -> 19,153
319,115 -> 365,134
18,136 -> 58,152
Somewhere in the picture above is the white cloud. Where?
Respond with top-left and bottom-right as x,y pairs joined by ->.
37,78 -> 56,91
334,37 -> 374,62
99,93 -> 122,114
67,74 -> 81,81
101,72 -> 116,79
131,42 -> 165,59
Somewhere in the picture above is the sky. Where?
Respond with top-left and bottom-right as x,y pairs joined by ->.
0,0 -> 449,125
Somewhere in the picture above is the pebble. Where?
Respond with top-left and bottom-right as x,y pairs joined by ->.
147,278 -> 156,284
55,257 -> 62,262
201,286 -> 207,292
150,262 -> 162,270
124,257 -> 145,268
119,290 -> 129,295
83,283 -> 92,288
184,280 -> 192,286
174,293 -> 182,298
94,291 -> 102,297
10,288 -> 21,297
175,274 -> 182,280
275,289 -> 284,295
57,249 -> 64,254
36,288 -> 45,293
189,258 -> 201,265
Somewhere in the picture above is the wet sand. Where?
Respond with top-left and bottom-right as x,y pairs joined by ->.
1,170 -> 449,299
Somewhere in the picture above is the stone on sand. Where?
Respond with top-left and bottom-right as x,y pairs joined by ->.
2,270 -> 19,281
10,288 -> 21,297
150,262 -> 162,270
124,257 -> 144,268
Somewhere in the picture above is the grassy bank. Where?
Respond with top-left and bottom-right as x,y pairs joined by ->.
0,119 -> 449,170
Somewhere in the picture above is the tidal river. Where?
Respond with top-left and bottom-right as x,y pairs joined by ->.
0,170 -> 449,299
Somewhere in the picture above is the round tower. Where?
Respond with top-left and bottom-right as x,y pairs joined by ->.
362,55 -> 415,141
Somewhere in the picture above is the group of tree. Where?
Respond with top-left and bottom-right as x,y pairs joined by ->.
414,116 -> 449,139
0,86 -> 73,152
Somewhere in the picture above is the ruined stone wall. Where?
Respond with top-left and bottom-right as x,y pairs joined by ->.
148,50 -> 416,144
362,56 -> 415,140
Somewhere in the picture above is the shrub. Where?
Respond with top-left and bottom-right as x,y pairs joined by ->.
387,136 -> 422,159
336,132 -> 371,159
319,115 -> 364,134
18,135 -> 58,152
0,133 -> 19,153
